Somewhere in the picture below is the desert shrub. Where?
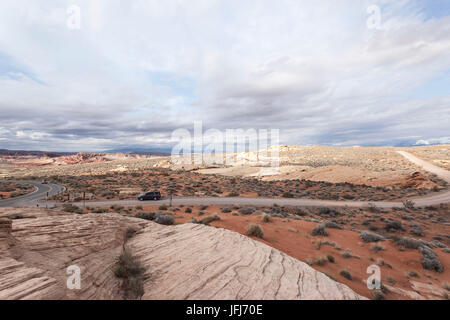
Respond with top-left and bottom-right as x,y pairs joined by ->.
92,207 -> 109,214
62,204 -> 83,214
412,227 -> 426,237
135,212 -> 156,221
247,224 -> 264,238
125,227 -> 137,240
239,207 -> 255,215
368,203 -> 380,213
315,256 -> 327,266
227,192 -> 239,197
340,269 -> 352,280
311,224 -> 328,236
385,220 -> 404,232
158,204 -> 168,211
370,243 -> 385,253
184,207 -> 192,213
341,250 -> 352,259
408,270 -> 419,277
360,231 -> 384,243
199,214 -> 220,225
262,213 -> 271,223
395,237 -> 421,249
323,221 -> 342,229
419,246 -> 443,273
200,205 -> 208,210
221,207 -> 232,213
295,208 -> 307,216
327,255 -> 335,263
114,248 -> 145,300
282,192 -> 294,198
114,249 -> 144,278
371,290 -> 385,300
403,199 -> 415,210
386,275 -> 395,284
317,207 -> 341,217
155,213 -> 174,225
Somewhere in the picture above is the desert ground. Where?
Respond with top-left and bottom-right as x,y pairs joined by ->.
0,145 -> 449,300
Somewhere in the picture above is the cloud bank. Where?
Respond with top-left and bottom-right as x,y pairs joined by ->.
0,0 -> 449,151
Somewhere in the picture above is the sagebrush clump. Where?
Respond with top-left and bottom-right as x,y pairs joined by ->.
247,224 -> 264,238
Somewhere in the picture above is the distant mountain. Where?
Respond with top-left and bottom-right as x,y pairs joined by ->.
0,149 -> 74,158
103,147 -> 171,156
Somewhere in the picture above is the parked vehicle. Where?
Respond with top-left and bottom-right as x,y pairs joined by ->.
41,180 -> 48,184
138,190 -> 161,201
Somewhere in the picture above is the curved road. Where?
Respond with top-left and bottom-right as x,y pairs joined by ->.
1,151 -> 449,208
0,181 -> 65,207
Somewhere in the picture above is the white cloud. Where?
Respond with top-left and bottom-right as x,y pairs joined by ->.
0,0 -> 449,150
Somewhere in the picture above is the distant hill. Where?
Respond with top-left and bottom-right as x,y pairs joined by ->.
0,149 -> 74,158
103,147 -> 171,156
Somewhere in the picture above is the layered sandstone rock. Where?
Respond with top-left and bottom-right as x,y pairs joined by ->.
130,223 -> 365,300
0,208 -> 365,300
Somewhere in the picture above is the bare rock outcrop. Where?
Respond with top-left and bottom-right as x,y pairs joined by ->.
0,208 -> 365,300
129,223 -> 365,300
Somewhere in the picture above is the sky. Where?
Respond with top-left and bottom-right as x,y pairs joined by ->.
0,0 -> 449,152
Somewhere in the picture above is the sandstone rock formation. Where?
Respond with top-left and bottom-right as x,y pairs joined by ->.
0,208 -> 365,300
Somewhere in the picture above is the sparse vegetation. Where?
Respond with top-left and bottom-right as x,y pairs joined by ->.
408,270 -> 419,278
198,213 -> 220,225
247,224 -> 264,238
135,212 -> 155,221
403,199 -> 415,210
370,243 -> 385,253
371,290 -> 385,300
311,224 -> 328,236
360,231 -> 384,243
339,269 -> 352,280
155,213 -> 174,225
62,204 -> 83,214
114,248 -> 145,300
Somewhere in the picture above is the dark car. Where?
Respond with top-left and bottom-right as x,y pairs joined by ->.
138,190 -> 161,201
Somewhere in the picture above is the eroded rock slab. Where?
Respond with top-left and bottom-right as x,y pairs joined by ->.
129,223 -> 366,300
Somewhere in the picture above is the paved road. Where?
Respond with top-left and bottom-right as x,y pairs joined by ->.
0,181 -> 65,207
68,151 -> 450,209
1,151 -> 449,209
